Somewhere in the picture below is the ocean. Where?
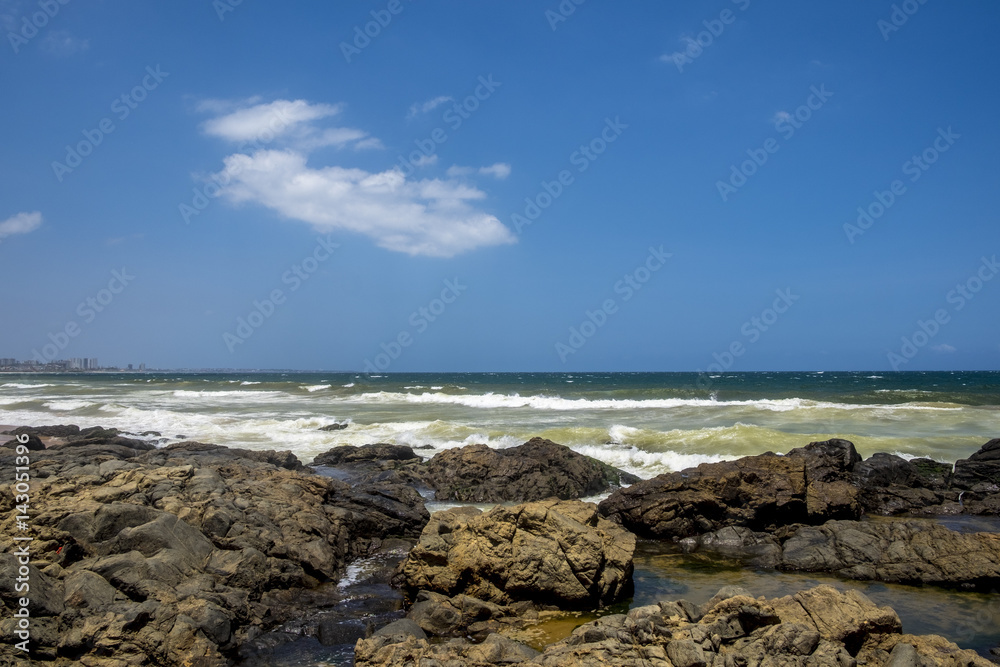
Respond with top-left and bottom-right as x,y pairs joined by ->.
2,370 -> 998,475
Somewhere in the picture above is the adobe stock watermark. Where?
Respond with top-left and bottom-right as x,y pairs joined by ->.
31,268 -> 135,364
395,75 -> 502,177
512,117 -> 627,235
340,0 -> 414,63
362,278 -> 467,373
662,0 -> 751,73
10,432 -> 33,653
555,246 -> 671,363
951,590 -> 1000,646
180,104 -> 296,225
696,288 -> 800,390
545,0 -> 586,31
213,0 -> 245,21
843,127 -> 959,244
7,0 -> 71,54
716,84 -> 832,202
223,236 -> 339,352
887,255 -> 997,370
51,66 -> 170,182
878,0 -> 929,41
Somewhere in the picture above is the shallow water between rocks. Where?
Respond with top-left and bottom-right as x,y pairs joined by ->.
249,515 -> 1000,666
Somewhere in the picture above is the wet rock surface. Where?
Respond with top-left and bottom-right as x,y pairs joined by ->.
355,585 -> 993,667
311,436 -> 639,502
684,519 -> 1000,590
599,439 -> 863,539
600,439 -> 1000,541
419,437 -> 640,502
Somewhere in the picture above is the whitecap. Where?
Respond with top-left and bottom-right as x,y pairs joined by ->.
43,400 -> 94,411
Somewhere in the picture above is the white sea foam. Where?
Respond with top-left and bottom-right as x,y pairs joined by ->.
42,400 -> 94,411
2,383 -> 54,389
571,443 -> 733,476
302,384 -> 331,392
349,391 -> 960,413
172,390 -> 284,398
240,381 -> 261,385
343,383 -> 355,388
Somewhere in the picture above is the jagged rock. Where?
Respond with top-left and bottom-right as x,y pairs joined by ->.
689,518 -> 1000,590
0,429 -> 430,666
2,424 -> 82,438
0,433 -> 45,450
318,422 -> 350,431
599,439 -> 862,538
780,519 -> 1000,589
405,590 -> 537,639
312,437 -> 638,503
357,632 -> 541,667
356,585 -> 991,667
313,443 -> 418,466
395,499 -> 635,609
421,437 -> 639,502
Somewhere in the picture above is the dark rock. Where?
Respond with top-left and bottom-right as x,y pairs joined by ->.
0,554 -> 64,616
158,440 -> 304,470
953,439 -> 1000,491
599,440 -> 862,539
319,422 -> 350,431
778,519 -> 1000,589
317,618 -> 369,645
422,437 -> 639,502
313,443 -> 418,466
2,424 -> 81,438
911,458 -> 953,488
788,438 -> 862,482
373,618 -> 427,640
854,453 -> 920,489
0,433 -> 45,450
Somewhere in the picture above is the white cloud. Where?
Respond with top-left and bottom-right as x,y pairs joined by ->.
414,154 -> 438,167
479,162 -> 511,179
353,137 -> 384,151
201,97 -> 513,257
202,99 -> 343,143
0,211 -> 42,240
446,165 -> 474,177
211,150 -> 516,258
447,163 -> 511,180
931,344 -> 957,353
41,30 -> 89,56
408,95 -> 453,119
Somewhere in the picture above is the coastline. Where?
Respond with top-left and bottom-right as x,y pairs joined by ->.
1,423 -> 998,665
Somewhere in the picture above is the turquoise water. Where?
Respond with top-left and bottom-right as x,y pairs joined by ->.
1,371 -> 998,476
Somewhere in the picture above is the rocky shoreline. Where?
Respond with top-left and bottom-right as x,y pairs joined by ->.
0,425 -> 997,665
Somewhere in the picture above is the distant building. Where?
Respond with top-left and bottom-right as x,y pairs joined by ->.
87,358 -> 99,370
0,358 -> 16,367
139,363 -> 146,371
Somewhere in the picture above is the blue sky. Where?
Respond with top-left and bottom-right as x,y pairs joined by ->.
1,0 -> 998,372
